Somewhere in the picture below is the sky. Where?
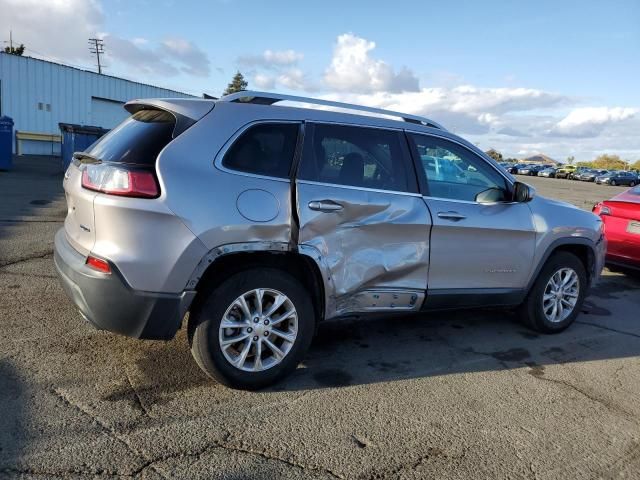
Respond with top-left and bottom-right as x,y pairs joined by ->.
1,0 -> 639,162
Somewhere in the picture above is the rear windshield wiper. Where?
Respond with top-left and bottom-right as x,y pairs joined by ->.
73,152 -> 103,164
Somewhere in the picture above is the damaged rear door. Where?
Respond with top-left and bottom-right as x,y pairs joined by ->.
295,122 -> 432,318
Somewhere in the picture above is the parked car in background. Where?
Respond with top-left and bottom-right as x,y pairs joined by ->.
54,91 -> 606,389
510,163 -> 527,174
555,165 -> 577,179
595,170 -> 638,187
569,167 -> 589,180
593,185 -> 640,272
578,169 -> 609,182
517,164 -> 544,176
538,167 -> 557,178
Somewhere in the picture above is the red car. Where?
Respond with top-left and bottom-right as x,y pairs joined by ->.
593,185 -> 640,271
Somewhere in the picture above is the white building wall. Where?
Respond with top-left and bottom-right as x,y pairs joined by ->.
0,53 -> 195,155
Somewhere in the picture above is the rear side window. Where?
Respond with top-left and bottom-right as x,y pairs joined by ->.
223,123 -> 299,178
86,109 -> 175,165
298,123 -> 413,192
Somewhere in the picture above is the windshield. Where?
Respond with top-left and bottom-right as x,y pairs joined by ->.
84,109 -> 175,165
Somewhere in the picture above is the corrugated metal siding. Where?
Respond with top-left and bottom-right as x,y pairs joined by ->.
0,53 -> 195,154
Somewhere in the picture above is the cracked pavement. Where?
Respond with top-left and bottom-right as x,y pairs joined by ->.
1,159 -> 640,479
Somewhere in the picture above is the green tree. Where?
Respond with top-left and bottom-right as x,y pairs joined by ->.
485,149 -> 503,162
566,155 -> 575,165
591,154 -> 627,170
3,43 -> 25,56
630,160 -> 640,172
223,71 -> 248,96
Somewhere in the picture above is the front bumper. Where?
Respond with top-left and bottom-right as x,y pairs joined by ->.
54,229 -> 195,340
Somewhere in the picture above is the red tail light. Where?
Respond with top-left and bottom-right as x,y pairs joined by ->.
86,255 -> 111,274
592,203 -> 611,216
81,164 -> 159,198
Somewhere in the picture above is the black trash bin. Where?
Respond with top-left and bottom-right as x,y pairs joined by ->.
59,123 -> 110,170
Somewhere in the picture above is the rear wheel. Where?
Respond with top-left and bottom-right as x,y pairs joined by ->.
610,179 -> 617,186
189,269 -> 315,389
518,252 -> 587,333
630,180 -> 636,187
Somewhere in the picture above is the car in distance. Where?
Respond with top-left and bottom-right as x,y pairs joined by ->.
593,185 -> 640,272
54,91 -> 606,389
538,167 -> 557,178
517,164 -> 543,176
595,170 -> 638,187
578,169 -> 609,182
555,165 -> 577,179
509,163 -> 524,174
569,167 -> 589,180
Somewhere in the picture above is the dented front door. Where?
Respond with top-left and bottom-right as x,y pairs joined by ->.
295,123 -> 431,319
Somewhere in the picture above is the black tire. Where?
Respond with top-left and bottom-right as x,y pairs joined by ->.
518,252 -> 587,333
630,181 -> 636,187
188,268 -> 315,390
610,180 -> 616,186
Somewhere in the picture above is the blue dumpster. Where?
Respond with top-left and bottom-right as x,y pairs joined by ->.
0,115 -> 14,171
59,123 -> 110,170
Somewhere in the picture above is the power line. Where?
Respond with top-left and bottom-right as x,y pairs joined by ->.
88,38 -> 105,74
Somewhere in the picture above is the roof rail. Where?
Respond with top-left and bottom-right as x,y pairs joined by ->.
219,91 -> 445,130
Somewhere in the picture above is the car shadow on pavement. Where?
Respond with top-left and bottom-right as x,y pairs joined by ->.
269,273 -> 640,392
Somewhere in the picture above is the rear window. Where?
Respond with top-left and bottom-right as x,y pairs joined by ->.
85,109 -> 175,165
222,123 -> 299,178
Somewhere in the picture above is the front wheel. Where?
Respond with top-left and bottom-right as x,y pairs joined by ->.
189,269 -> 315,389
610,180 -> 616,186
518,252 -> 587,333
629,180 -> 635,187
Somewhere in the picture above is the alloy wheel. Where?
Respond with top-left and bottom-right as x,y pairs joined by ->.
218,288 -> 298,372
542,268 -> 580,323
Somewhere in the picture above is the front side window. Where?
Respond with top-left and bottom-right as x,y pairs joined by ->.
408,133 -> 509,203
298,123 -> 412,192
223,123 -> 299,178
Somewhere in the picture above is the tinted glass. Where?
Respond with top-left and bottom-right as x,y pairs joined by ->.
408,134 -> 509,202
223,123 -> 299,178
299,123 -> 411,192
86,109 -> 175,165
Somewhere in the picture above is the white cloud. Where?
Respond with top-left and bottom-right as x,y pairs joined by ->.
161,37 -> 211,77
553,107 -> 638,137
104,34 -> 179,77
0,0 -> 103,62
0,0 -> 210,81
238,49 -> 304,69
321,86 -> 569,135
278,68 -> 316,91
253,73 -> 276,90
324,33 -> 419,93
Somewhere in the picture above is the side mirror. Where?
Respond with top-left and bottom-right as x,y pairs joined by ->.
514,182 -> 535,202
475,187 -> 507,203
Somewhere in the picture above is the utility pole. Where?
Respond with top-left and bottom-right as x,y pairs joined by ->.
88,38 -> 104,74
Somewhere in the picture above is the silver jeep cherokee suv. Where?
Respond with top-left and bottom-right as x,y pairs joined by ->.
54,91 -> 605,389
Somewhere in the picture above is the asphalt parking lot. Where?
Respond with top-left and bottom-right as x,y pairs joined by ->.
1,158 -> 639,479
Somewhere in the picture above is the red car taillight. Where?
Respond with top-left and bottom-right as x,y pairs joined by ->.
86,255 -> 111,274
593,203 -> 611,216
81,164 -> 159,198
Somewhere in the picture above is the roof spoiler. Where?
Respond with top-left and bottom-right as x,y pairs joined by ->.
125,98 -> 216,137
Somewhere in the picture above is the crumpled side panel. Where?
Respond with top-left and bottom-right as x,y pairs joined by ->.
297,182 -> 431,318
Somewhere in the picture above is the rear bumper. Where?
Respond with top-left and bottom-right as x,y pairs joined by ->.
54,228 -> 195,340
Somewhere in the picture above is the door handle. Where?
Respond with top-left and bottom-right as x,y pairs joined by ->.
308,200 -> 343,212
437,211 -> 466,221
